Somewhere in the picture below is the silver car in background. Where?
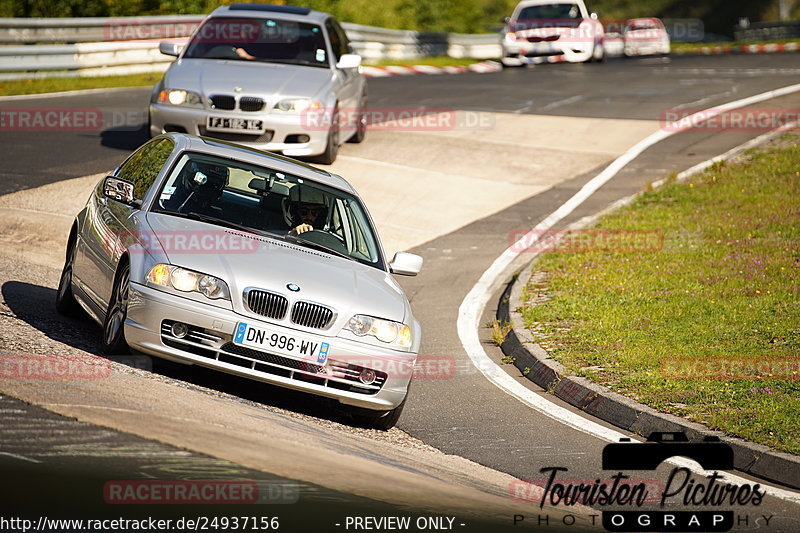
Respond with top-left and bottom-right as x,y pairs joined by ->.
150,4 -> 367,164
56,133 -> 422,429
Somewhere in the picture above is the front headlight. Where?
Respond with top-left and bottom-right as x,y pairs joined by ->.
146,264 -> 230,300
274,98 -> 322,113
505,31 -> 518,42
157,89 -> 203,107
343,315 -> 412,348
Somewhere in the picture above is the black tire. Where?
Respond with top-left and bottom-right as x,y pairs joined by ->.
314,105 -> 339,165
55,232 -> 81,317
347,94 -> 367,144
101,262 -> 131,355
591,41 -> 605,63
350,394 -> 407,431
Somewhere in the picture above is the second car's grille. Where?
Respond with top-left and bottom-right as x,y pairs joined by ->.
291,301 -> 334,329
197,126 -> 274,143
210,94 -> 236,110
239,96 -> 265,112
246,289 -> 288,320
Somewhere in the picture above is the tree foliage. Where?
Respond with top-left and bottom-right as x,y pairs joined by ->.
2,0 -> 794,38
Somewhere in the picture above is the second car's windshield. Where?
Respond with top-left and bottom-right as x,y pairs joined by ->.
518,4 -> 581,20
152,152 -> 382,267
183,17 -> 329,68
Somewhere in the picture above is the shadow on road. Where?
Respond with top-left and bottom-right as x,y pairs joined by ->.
99,123 -> 150,151
1,279 -> 357,427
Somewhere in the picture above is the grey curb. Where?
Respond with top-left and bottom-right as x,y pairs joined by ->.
498,254 -> 800,491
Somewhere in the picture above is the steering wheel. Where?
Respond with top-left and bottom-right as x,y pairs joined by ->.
300,229 -> 348,254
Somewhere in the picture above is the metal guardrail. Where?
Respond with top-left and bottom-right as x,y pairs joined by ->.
734,20 -> 800,42
0,16 -> 502,81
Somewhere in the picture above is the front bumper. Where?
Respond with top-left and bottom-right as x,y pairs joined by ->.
503,39 -> 594,63
149,104 -> 329,157
125,283 -> 415,411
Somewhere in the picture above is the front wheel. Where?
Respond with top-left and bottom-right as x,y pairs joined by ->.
350,395 -> 408,430
591,40 -> 605,63
101,263 -> 131,355
347,94 -> 367,144
314,106 -> 339,165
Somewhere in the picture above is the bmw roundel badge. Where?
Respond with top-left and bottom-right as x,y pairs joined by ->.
287,283 -> 300,292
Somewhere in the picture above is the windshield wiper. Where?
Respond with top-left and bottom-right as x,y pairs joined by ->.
285,233 -> 354,261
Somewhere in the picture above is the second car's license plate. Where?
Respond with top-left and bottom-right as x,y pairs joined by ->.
233,322 -> 329,364
207,117 -> 264,133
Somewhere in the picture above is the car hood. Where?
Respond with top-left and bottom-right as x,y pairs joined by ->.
144,212 -> 406,327
165,58 -> 333,99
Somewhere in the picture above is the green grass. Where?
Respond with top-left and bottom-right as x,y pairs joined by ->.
366,56 -> 486,67
520,138 -> 800,454
672,38 -> 800,54
0,72 -> 164,97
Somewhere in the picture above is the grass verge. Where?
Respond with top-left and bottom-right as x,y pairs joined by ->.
672,39 -> 800,54
365,57 -> 485,67
0,72 -> 164,97
0,57 -> 488,97
520,137 -> 800,454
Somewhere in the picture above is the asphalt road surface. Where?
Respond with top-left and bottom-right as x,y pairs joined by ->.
1,53 -> 799,531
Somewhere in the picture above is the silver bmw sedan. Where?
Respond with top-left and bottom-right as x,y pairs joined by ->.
56,133 -> 422,429
149,4 -> 367,164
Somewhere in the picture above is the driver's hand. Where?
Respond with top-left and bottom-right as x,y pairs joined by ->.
291,224 -> 313,235
234,47 -> 256,60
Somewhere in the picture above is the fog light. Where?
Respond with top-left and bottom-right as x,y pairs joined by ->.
171,322 -> 189,338
297,134 -> 310,143
359,368 -> 377,385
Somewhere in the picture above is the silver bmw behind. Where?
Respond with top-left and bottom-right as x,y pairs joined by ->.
149,4 -> 367,164
56,133 -> 422,429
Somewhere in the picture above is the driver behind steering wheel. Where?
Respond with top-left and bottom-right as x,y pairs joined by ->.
284,186 -> 328,235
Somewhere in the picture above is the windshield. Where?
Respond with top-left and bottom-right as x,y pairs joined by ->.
518,4 -> 582,20
183,17 -> 330,68
153,152 -> 382,267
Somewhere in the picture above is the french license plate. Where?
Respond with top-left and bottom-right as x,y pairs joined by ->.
233,322 -> 329,364
207,116 -> 264,133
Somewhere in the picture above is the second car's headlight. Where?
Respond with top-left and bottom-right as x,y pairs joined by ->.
157,89 -> 203,107
274,98 -> 322,113
146,264 -> 230,300
344,315 -> 412,348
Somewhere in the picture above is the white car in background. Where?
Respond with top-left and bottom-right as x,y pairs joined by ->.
623,18 -> 670,56
501,0 -> 605,65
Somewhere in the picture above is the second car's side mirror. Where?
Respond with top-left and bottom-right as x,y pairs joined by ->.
336,53 -> 362,69
159,42 -> 180,57
103,176 -> 140,207
389,252 -> 423,276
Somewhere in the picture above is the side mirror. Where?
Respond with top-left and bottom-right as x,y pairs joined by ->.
389,252 -> 423,276
103,176 -> 139,207
159,42 -> 180,57
503,17 -> 511,24
336,53 -> 362,69
590,12 -> 599,20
